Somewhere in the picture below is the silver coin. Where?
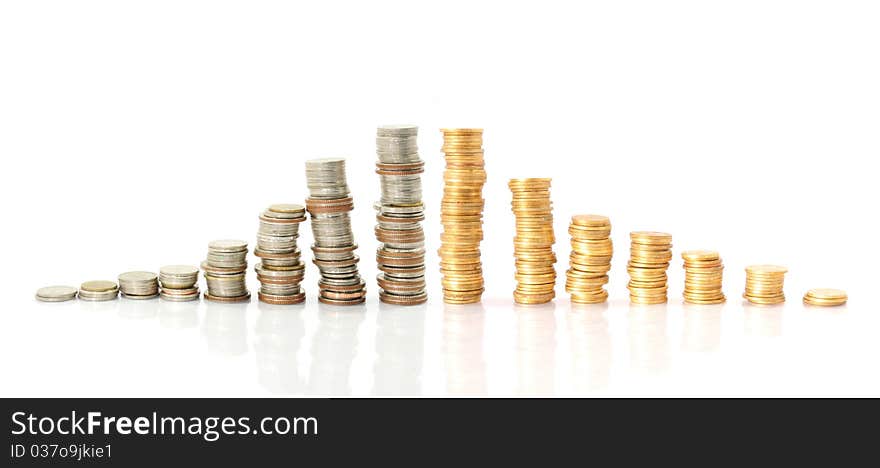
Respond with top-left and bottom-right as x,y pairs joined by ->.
35,285 -> 78,302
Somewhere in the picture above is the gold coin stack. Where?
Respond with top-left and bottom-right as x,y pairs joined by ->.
509,178 -> 556,305
803,288 -> 847,307
565,214 -> 612,304
627,231 -> 673,304
682,250 -> 725,304
743,264 -> 787,305
438,128 -> 486,304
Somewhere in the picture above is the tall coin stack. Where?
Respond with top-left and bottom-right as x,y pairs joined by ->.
202,239 -> 250,302
255,204 -> 307,305
374,125 -> 428,305
565,214 -> 613,304
159,265 -> 199,302
681,250 -> 726,304
627,231 -> 673,304
438,128 -> 486,304
305,158 -> 366,305
743,264 -> 787,305
509,178 -> 556,305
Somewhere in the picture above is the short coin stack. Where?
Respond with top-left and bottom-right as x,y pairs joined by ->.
202,239 -> 250,302
681,250 -> 726,304
159,265 -> 200,302
628,231 -> 673,304
803,288 -> 847,307
35,285 -> 78,302
565,214 -> 613,304
374,125 -> 428,305
305,158 -> 366,305
118,271 -> 159,299
743,264 -> 787,305
438,128 -> 486,304
78,280 -> 119,301
255,204 -> 307,305
509,178 -> 556,305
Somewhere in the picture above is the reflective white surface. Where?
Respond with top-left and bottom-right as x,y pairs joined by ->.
2,295 -> 876,397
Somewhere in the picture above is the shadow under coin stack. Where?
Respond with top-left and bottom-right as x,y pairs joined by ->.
78,280 -> 119,301
627,231 -> 673,305
565,214 -> 613,304
374,125 -> 428,305
509,178 -> 556,305
305,158 -> 366,305
158,265 -> 200,302
682,250 -> 725,304
118,271 -> 159,299
743,264 -> 787,305
202,240 -> 250,303
255,204 -> 307,305
438,128 -> 486,304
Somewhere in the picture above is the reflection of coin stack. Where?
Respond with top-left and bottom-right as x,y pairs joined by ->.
438,128 -> 486,304
509,178 -> 556,305
682,250 -> 725,304
158,265 -> 199,302
202,239 -> 250,303
374,125 -> 427,305
118,271 -> 159,299
254,204 -> 307,305
305,158 -> 366,305
566,215 -> 612,304
627,231 -> 673,305
442,306 -> 487,395
743,264 -> 787,305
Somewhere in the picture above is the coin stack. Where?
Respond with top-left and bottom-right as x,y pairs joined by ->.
374,125 -> 428,306
78,280 -> 119,301
743,264 -> 787,305
35,285 -> 78,302
682,250 -> 725,304
202,239 -> 250,302
438,128 -> 486,304
628,231 -> 673,304
118,271 -> 159,299
305,158 -> 366,305
565,214 -> 613,304
159,265 -> 200,302
803,288 -> 847,307
509,178 -> 556,305
254,204 -> 307,305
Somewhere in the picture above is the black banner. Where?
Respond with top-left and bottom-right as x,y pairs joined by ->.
2,398 -> 871,466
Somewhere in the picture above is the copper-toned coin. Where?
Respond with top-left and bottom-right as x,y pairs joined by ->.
204,292 -> 251,303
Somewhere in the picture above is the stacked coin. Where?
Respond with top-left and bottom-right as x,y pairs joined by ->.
255,204 -> 307,305
374,125 -> 427,306
565,214 -> 613,304
682,250 -> 725,304
118,271 -> 159,299
628,231 -> 673,304
743,264 -> 787,305
509,178 -> 556,304
35,285 -> 78,302
78,280 -> 119,301
438,128 -> 486,304
202,239 -> 250,302
803,288 -> 847,307
305,158 -> 366,305
159,265 -> 200,302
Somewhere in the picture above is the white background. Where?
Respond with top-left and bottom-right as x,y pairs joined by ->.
1,0 -> 878,396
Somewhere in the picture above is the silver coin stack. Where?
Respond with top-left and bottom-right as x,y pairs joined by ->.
35,285 -> 78,302
159,265 -> 200,301
202,239 -> 250,302
305,158 -> 366,305
374,125 -> 427,305
118,271 -> 160,299
255,204 -> 307,305
78,280 -> 119,301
